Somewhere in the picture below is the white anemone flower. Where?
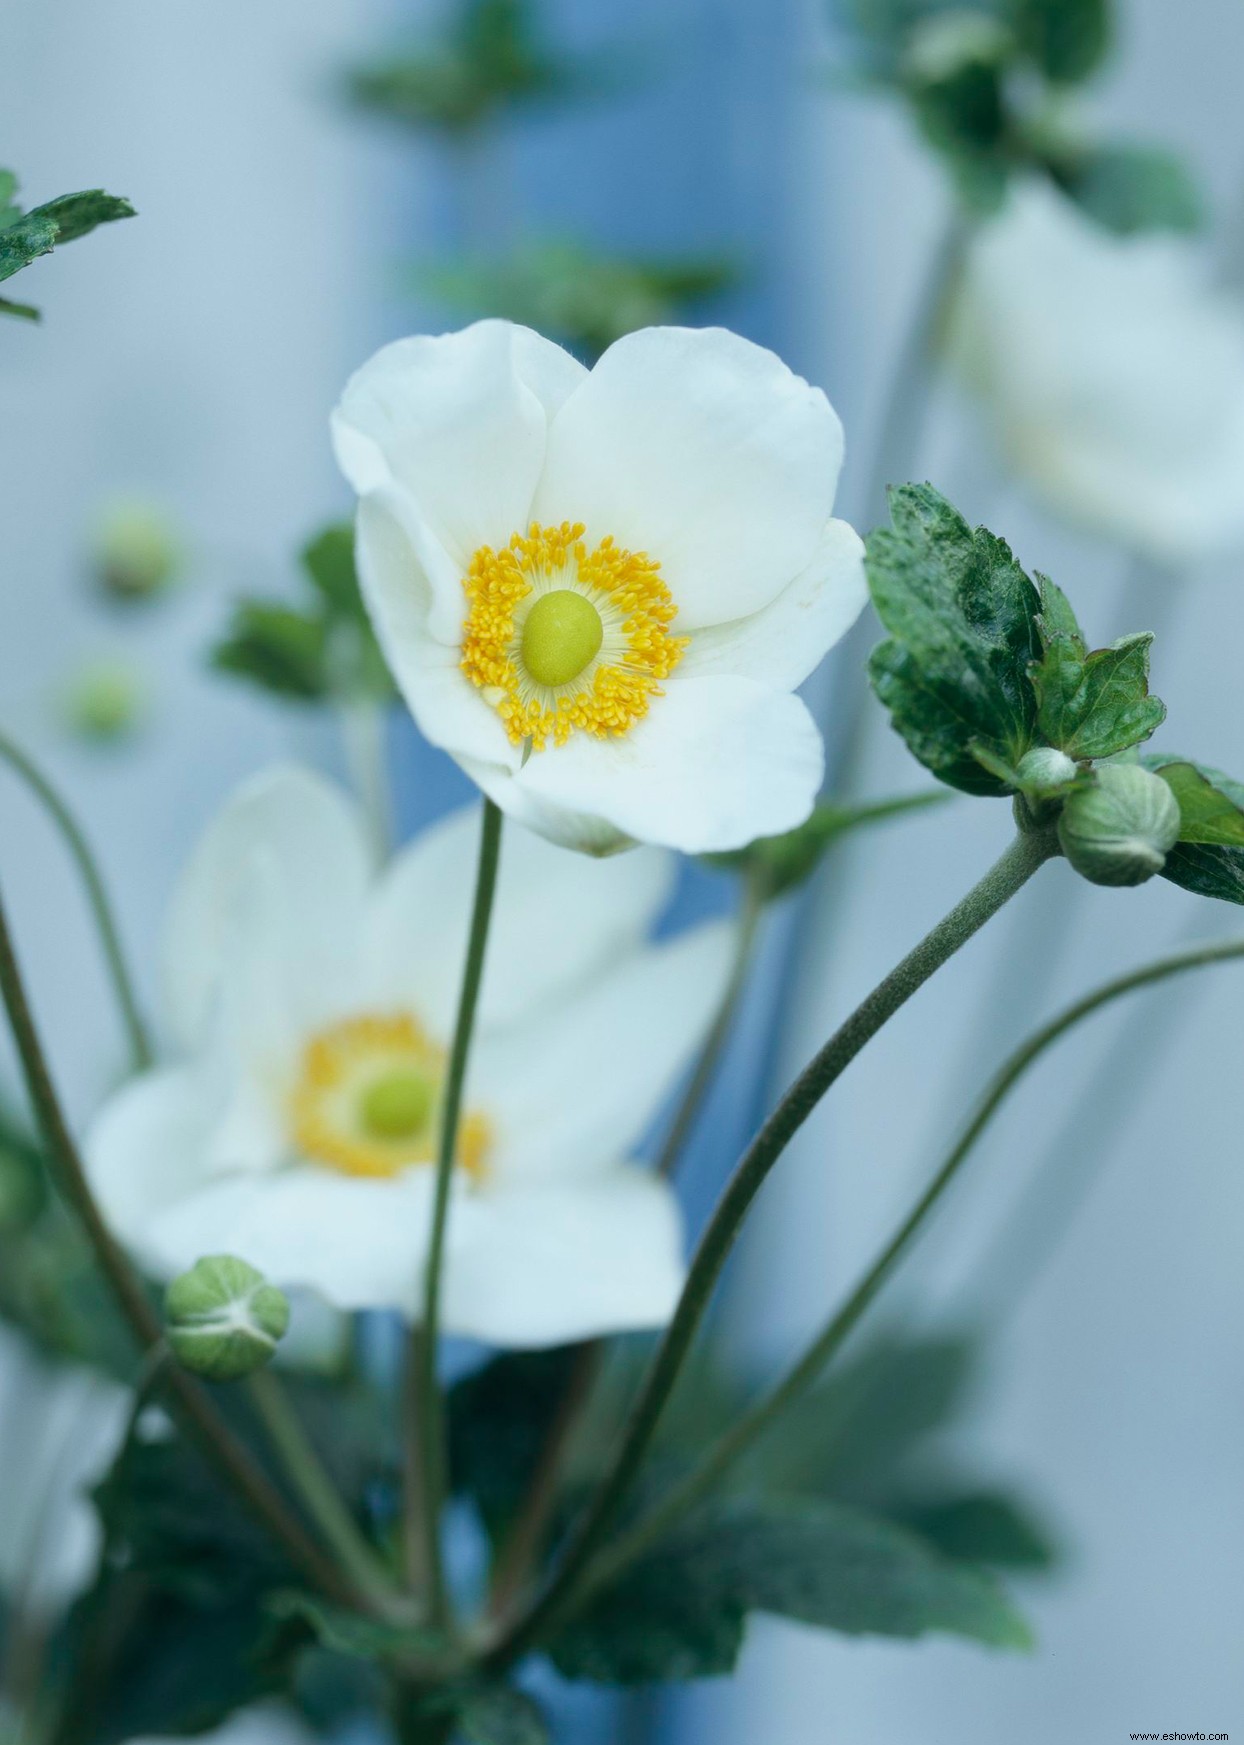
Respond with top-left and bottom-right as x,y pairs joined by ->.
332,321 -> 867,856
84,766 -> 733,1347
946,180 -> 1244,567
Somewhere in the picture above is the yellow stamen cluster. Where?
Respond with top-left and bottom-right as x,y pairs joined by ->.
459,521 -> 686,750
290,1012 -> 490,1182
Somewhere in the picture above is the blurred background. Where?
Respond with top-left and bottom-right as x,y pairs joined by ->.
1,1 -> 1242,1740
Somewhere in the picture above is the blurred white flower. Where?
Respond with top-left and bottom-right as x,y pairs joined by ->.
0,1325 -> 128,1615
946,181 -> 1244,566
333,321 -> 866,856
85,766 -> 733,1347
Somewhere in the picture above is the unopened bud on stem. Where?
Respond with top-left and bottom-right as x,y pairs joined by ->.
165,1255 -> 289,1382
1057,764 -> 1180,887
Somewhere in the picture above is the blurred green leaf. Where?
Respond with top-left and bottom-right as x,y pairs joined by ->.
548,1495 -> 1030,1683
302,521 -> 364,620
1011,0 -> 1110,83
449,1345 -> 583,1544
344,0 -> 602,135
458,1687 -> 551,1745
212,601 -> 331,702
898,1491 -> 1057,1569
1141,756 -> 1244,905
867,484 -> 1043,796
424,240 -> 738,361
1051,140 -> 1205,236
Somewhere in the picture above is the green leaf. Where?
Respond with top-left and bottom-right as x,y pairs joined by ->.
898,1491 -> 1057,1570
1012,0 -> 1110,84
458,1688 -> 551,1745
1030,631 -> 1165,761
301,521 -> 363,620
266,1592 -> 429,1664
1141,756 -> 1244,905
0,189 -> 134,286
211,601 -> 331,702
866,484 -> 1044,796
702,790 -> 949,897
1054,141 -> 1204,236
449,1345 -> 584,1544
1034,572 -> 1085,653
0,294 -> 39,321
548,1496 -> 1030,1684
424,240 -> 738,361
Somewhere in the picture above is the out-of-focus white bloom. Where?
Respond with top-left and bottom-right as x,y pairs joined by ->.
137,1703 -> 313,1745
946,181 -> 1244,566
332,321 -> 867,856
85,766 -> 733,1347
0,1325 -> 128,1614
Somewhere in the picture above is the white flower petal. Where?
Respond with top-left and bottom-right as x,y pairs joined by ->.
354,493 -> 519,770
163,765 -> 371,1053
142,1168 -> 443,1315
947,181 -> 1244,565
441,1168 -> 684,1346
477,920 -> 734,1178
677,517 -> 868,688
490,675 -> 824,854
532,327 -> 844,628
456,756 -> 634,856
365,804 -> 675,1034
333,322 -> 587,642
85,1068 -> 216,1261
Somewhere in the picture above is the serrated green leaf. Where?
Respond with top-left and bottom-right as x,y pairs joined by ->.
1054,141 -> 1204,236
866,484 -> 1044,795
458,1688 -> 551,1745
1034,572 -> 1085,654
548,1495 -> 1030,1684
898,1491 -> 1057,1570
701,789 -> 948,897
1030,631 -> 1165,761
1012,0 -> 1110,84
211,601 -> 331,701
1143,755 -> 1244,905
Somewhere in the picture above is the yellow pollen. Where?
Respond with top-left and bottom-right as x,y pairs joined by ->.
459,521 -> 686,750
290,1013 -> 490,1181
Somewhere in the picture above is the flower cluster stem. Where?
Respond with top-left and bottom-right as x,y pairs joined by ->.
0,728 -> 151,1072
409,799 -> 504,1629
488,825 -> 1058,1667
573,932 -> 1244,1597
0,880 -> 355,1608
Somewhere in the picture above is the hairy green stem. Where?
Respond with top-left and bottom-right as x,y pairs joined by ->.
487,826 -> 1057,1666
0,882 -> 355,1606
409,799 -> 504,1629
249,1368 -> 401,1613
0,729 -> 151,1071
576,933 -> 1244,1596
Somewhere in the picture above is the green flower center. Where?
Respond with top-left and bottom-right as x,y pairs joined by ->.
358,1068 -> 435,1141
520,589 -> 604,689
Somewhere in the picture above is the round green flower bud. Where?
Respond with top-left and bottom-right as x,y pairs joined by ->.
91,500 -> 181,605
1015,746 -> 1079,796
62,659 -> 147,745
165,1255 -> 290,1382
1057,764 -> 1181,888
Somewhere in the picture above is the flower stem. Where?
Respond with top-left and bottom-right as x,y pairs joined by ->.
409,799 -> 504,1629
248,1368 -> 402,1614
573,932 -> 1244,1597
483,876 -> 767,1620
487,825 -> 1057,1666
0,728 -> 151,1072
0,879 -> 356,1607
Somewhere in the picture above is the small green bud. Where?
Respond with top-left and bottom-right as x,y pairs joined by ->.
165,1255 -> 289,1382
1015,746 -> 1079,796
61,658 -> 147,745
1057,763 -> 1181,887
90,500 -> 181,604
